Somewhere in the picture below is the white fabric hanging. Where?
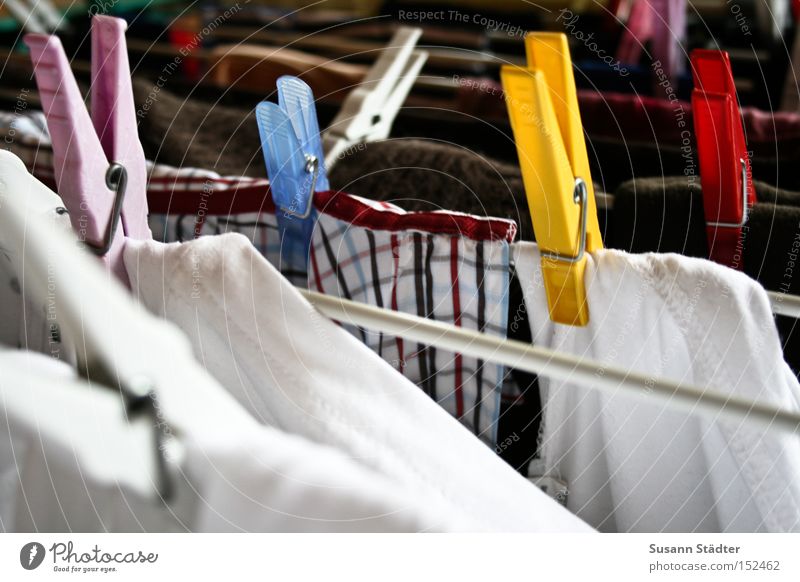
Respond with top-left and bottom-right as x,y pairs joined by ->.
0,349 -> 468,532
0,153 -> 479,533
123,233 -> 593,532
0,181 -> 76,363
513,241 -> 800,532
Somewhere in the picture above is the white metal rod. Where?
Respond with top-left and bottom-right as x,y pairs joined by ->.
299,289 -> 800,437
768,291 -> 800,319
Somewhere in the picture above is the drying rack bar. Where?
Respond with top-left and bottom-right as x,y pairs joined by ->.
300,288 -> 800,437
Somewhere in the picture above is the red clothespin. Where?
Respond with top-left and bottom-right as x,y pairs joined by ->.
691,49 -> 756,270
26,16 -> 150,286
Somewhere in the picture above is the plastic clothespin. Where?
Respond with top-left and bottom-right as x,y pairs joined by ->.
4,0 -> 48,34
501,33 -> 604,327
4,0 -> 64,34
256,76 -> 329,272
25,15 -> 150,287
691,49 -> 756,270
322,27 -> 428,169
28,0 -> 63,32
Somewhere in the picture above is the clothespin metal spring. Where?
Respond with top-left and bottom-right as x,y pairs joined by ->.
281,154 -> 319,220
541,178 -> 588,265
122,380 -> 174,503
84,163 -> 128,257
705,158 -> 749,229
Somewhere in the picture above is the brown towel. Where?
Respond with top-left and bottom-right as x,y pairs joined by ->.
328,138 -> 535,240
133,77 -> 265,177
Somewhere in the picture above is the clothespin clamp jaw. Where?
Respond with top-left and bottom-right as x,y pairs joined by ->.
691,49 -> 756,270
256,76 -> 329,272
25,15 -> 150,286
501,32 -> 604,326
322,26 -> 428,169
84,163 -> 128,257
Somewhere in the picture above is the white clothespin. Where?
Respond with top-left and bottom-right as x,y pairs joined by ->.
29,0 -> 63,32
323,27 -> 428,169
5,0 -> 64,34
4,0 -> 47,33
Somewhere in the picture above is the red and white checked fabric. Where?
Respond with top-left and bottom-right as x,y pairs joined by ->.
308,193 -> 516,444
0,110 -> 519,445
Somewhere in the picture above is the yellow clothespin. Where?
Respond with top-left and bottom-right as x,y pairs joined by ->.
501,32 -> 603,326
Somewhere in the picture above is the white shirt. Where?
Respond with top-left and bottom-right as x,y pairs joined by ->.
0,349 -> 467,532
514,242 -> 800,532
124,233 -> 593,532
0,194 -> 76,364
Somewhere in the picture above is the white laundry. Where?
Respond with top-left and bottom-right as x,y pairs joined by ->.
124,233 -> 593,532
513,242 -> 800,532
0,348 -> 466,532
0,154 -> 472,533
0,187 -> 75,364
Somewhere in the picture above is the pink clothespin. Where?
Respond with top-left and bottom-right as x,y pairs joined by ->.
25,15 -> 150,286
616,0 -> 686,80
691,49 -> 756,270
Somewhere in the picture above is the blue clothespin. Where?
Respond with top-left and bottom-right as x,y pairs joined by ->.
256,76 -> 329,273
